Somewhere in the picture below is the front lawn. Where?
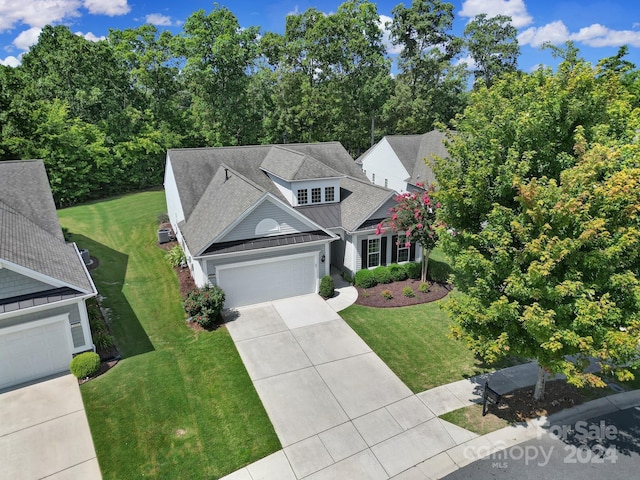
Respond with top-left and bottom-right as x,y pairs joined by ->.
341,295 -> 516,392
58,190 -> 279,479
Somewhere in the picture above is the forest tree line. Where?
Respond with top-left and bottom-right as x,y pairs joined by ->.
0,0 -> 632,206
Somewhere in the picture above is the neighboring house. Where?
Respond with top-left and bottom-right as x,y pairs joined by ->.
357,130 -> 449,193
164,143 -> 422,308
0,160 -> 97,390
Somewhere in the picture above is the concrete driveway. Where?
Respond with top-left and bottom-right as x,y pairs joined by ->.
222,294 -> 476,479
0,374 -> 101,480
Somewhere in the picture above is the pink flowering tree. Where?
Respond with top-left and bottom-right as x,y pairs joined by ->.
376,184 -> 441,282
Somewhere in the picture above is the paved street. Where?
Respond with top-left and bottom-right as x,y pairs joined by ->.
443,406 -> 640,480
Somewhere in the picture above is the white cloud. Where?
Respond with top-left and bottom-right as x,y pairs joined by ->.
519,20 -> 640,48
518,20 -> 570,47
455,54 -> 477,71
378,14 -> 402,55
0,0 -> 82,32
75,31 -> 105,42
146,13 -> 173,26
83,0 -> 130,16
13,26 -> 42,50
1,55 -> 21,67
459,0 -> 533,28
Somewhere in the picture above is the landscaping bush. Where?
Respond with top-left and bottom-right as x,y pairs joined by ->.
373,265 -> 393,284
403,286 -> 415,297
70,352 -> 101,379
93,331 -> 114,351
404,262 -> 422,280
380,289 -> 393,300
165,245 -> 186,268
419,282 -> 430,293
388,263 -> 407,282
319,275 -> 335,298
184,285 -> 226,328
341,271 -> 354,284
428,257 -> 453,284
355,269 -> 377,288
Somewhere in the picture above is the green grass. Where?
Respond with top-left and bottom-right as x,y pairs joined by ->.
340,296 -> 516,393
58,190 -> 279,480
440,404 -> 511,435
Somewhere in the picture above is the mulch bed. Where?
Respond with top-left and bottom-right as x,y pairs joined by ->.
486,379 -> 602,423
355,278 -> 452,308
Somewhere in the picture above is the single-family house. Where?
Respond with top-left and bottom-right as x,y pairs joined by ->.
0,160 -> 97,390
357,130 -> 449,193
164,143 -> 422,308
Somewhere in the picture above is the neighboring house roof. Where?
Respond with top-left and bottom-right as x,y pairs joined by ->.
168,143 -> 396,251
0,160 -> 96,298
359,130 -> 450,188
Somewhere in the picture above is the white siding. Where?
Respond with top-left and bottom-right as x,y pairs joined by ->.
266,173 -> 294,205
220,199 -> 310,242
361,139 -> 410,193
164,156 -> 185,233
291,179 -> 341,206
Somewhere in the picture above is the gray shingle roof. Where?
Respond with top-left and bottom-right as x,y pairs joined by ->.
369,130 -> 450,188
261,146 -> 344,181
0,160 -> 95,294
168,143 -> 394,247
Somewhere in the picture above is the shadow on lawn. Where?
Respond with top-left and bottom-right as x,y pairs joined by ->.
71,233 -> 154,358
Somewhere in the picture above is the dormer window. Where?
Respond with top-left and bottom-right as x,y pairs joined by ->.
325,186 -> 335,202
297,189 -> 308,205
311,187 -> 322,203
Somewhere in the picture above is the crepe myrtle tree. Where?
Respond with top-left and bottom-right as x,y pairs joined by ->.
376,183 -> 441,282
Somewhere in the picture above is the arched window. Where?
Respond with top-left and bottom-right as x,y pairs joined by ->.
255,218 -> 280,235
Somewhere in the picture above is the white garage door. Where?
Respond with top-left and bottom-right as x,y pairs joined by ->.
0,316 -> 72,390
218,253 -> 318,309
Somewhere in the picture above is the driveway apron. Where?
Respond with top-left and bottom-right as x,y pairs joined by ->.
0,374 -> 101,480
223,294 -> 475,479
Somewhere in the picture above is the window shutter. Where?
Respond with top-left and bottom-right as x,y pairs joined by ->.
381,236 -> 387,265
409,242 -> 416,261
391,235 -> 398,263
361,239 -> 367,269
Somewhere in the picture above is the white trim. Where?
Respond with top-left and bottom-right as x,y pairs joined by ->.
0,313 -> 74,354
0,294 -> 93,322
216,250 -> 317,273
194,236 -> 335,261
71,242 -> 99,296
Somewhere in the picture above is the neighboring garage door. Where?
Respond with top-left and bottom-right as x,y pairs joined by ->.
0,315 -> 73,390
217,253 -> 318,309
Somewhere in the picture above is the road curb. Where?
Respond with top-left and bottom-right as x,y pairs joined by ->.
426,390 -> 640,479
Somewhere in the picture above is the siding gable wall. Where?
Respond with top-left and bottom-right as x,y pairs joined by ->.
219,199 -> 311,242
0,268 -> 55,300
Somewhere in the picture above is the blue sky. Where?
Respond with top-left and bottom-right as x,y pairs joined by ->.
1,0 -> 639,74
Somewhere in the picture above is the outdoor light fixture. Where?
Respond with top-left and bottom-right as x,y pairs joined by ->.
321,254 -> 326,263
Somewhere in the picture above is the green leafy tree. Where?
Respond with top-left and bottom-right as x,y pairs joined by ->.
385,0 -> 467,134
464,13 -> 519,87
434,51 -> 640,400
376,186 -> 440,282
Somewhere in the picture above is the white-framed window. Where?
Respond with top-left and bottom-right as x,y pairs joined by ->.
325,186 -> 335,202
297,189 -> 308,205
368,238 -> 381,268
397,235 -> 410,263
311,187 -> 322,203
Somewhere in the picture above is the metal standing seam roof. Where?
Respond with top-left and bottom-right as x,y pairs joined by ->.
0,160 -> 96,295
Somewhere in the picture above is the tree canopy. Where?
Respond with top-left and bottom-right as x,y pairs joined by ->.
434,50 -> 640,399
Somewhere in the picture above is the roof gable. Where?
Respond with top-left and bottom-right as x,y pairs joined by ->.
0,160 -> 95,294
260,146 -> 344,181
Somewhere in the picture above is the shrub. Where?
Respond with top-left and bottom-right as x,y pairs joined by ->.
157,213 -> 170,224
184,285 -> 226,328
373,266 -> 393,284
319,275 -> 335,298
419,282 -> 430,293
355,269 -> 377,288
404,261 -> 422,280
388,263 -> 407,282
403,286 -> 415,297
70,352 -> 101,379
165,245 -> 186,268
93,331 -> 114,351
341,271 -> 354,284
380,289 -> 393,300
